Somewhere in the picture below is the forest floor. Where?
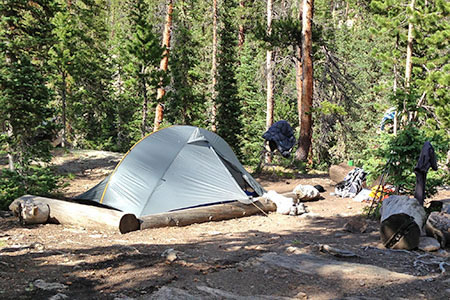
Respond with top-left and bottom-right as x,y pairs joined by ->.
1,149 -> 449,300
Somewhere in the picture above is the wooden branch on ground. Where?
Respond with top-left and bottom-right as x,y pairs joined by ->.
140,198 -> 277,230
10,195 -> 140,234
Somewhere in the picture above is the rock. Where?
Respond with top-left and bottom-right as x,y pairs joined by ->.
149,286 -> 198,300
33,279 -> 68,291
294,291 -> 307,299
258,252 -> 414,280
113,294 -> 136,300
293,185 -> 320,201
418,236 -> 441,252
329,163 -> 354,183
319,244 -> 358,258
344,217 -> 368,233
49,293 -> 69,300
196,285 -> 296,299
162,248 -> 178,262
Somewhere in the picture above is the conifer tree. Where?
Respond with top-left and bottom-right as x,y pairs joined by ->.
126,0 -> 163,137
0,0 -> 57,169
216,0 -> 242,157
165,0 -> 206,127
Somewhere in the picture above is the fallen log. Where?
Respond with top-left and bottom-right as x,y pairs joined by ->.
10,195 -> 139,234
329,163 -> 354,184
380,195 -> 426,250
140,198 -> 277,230
425,211 -> 450,248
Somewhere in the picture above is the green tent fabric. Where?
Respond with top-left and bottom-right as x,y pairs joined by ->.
76,126 -> 265,217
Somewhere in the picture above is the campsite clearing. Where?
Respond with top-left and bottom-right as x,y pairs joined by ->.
1,150 -> 449,299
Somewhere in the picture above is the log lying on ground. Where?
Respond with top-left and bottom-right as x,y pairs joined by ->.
380,195 -> 426,250
425,211 -> 450,248
10,195 -> 139,234
329,163 -> 354,184
140,198 -> 277,230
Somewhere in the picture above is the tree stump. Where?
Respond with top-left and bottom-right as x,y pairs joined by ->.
425,211 -> 450,248
380,195 -> 426,250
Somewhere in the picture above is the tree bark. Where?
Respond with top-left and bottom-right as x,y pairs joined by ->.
140,199 -> 277,230
404,0 -> 415,89
61,72 -> 67,147
265,0 -> 274,164
141,75 -> 149,137
296,0 -> 314,161
425,211 -> 450,248
211,0 -> 218,132
154,0 -> 173,132
10,195 -> 140,234
295,4 -> 303,157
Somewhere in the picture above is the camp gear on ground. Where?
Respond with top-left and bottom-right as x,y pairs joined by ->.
334,168 -> 367,198
353,188 -> 371,203
380,107 -> 396,131
293,184 -> 320,201
262,120 -> 296,158
369,185 -> 394,200
262,190 -> 294,215
76,126 -> 265,217
314,185 -> 325,193
414,141 -> 438,206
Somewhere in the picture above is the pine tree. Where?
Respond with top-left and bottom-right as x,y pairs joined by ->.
126,0 -> 163,137
0,0 -> 57,169
216,0 -> 242,158
165,0 -> 206,127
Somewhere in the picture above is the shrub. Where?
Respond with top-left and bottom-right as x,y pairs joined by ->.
0,166 -> 62,210
361,126 -> 448,198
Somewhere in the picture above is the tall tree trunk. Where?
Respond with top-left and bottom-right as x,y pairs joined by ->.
295,5 -> 303,155
4,18 -> 16,171
404,0 -> 415,89
141,75 -> 149,138
393,33 -> 399,135
404,0 -> 415,123
153,0 -> 173,132
265,0 -> 274,163
7,124 -> 14,171
61,72 -> 67,148
296,0 -> 314,162
211,0 -> 218,132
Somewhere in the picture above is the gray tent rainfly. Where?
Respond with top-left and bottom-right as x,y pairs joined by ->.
76,126 -> 265,217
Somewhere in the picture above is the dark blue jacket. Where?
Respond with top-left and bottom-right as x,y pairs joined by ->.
262,120 -> 296,158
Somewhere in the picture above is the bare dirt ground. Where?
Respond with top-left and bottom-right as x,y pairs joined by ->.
1,150 -> 449,300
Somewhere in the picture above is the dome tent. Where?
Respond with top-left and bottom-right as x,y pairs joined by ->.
76,126 -> 265,217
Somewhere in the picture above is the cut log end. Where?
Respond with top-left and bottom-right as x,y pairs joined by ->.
119,214 -> 141,234
380,213 -> 421,250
